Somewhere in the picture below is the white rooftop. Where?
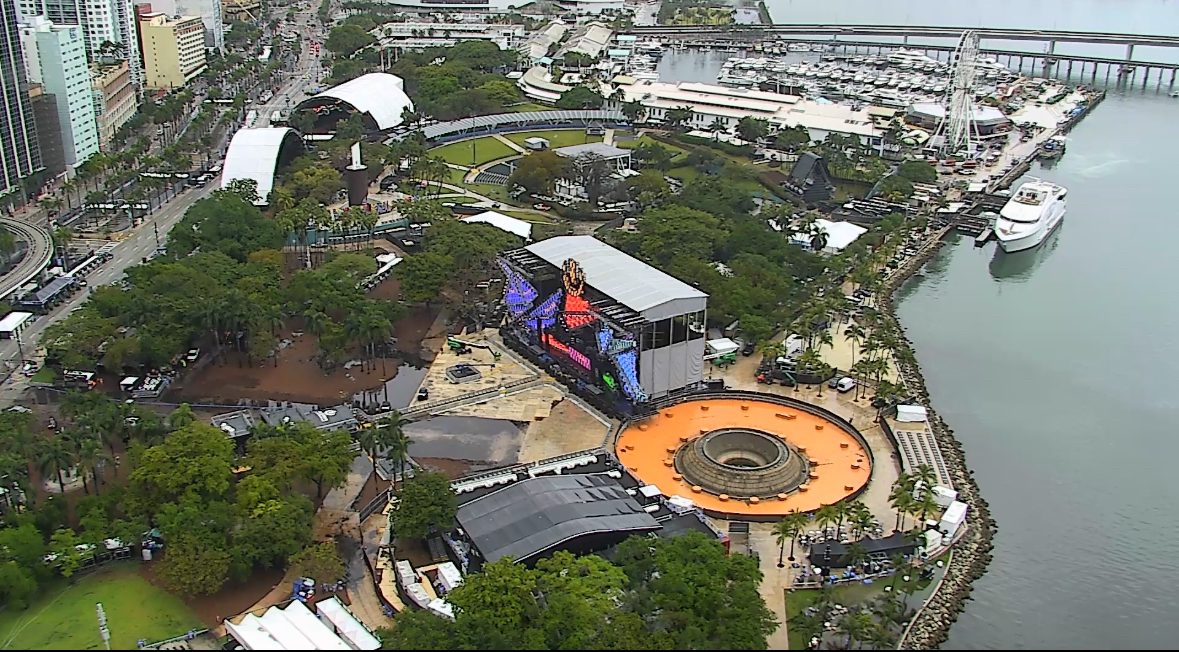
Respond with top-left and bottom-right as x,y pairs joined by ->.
792,219 -> 868,252
462,211 -> 533,241
554,142 -> 630,159
224,601 -> 351,650
316,597 -> 381,650
0,311 -> 32,331
525,236 -> 707,321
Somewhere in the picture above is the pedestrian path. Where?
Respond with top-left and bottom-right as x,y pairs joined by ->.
492,133 -> 527,154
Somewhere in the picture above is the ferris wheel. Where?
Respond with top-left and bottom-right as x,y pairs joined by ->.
936,31 -> 981,156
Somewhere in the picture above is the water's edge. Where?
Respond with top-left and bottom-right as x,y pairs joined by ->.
881,235 -> 1000,650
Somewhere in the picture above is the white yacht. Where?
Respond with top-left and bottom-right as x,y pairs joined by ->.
993,179 -> 1067,253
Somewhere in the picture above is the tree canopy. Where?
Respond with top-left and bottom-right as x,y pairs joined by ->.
381,532 -> 777,650
556,86 -> 605,110
390,470 -> 457,540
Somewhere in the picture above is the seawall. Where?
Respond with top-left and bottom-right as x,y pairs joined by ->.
879,229 -> 1000,650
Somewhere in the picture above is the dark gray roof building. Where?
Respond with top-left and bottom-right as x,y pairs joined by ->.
456,473 -> 661,564
259,402 -> 359,432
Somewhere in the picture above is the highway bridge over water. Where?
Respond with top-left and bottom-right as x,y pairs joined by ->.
628,24 -> 1179,87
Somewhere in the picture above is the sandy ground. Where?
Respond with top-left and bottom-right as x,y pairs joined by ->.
819,320 -> 898,383
517,399 -> 613,463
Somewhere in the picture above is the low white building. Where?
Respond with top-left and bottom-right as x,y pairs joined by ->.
558,22 -> 613,59
939,500 -> 968,539
612,79 -> 887,152
462,211 -> 533,241
519,21 -> 568,63
376,22 -> 526,51
791,219 -> 868,255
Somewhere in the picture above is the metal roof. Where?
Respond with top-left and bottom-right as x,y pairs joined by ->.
457,474 -> 660,563
554,142 -> 630,159
525,236 -> 707,320
301,73 -> 413,131
420,109 -> 625,140
221,127 -> 303,205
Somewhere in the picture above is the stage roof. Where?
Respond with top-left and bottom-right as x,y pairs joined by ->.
419,109 -> 624,140
457,473 -> 660,564
525,236 -> 707,321
220,127 -> 303,205
299,73 -> 413,131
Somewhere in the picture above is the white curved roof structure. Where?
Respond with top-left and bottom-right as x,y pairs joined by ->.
220,127 -> 304,205
300,73 -> 414,131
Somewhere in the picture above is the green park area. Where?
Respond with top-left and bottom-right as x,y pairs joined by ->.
428,137 -> 518,167
0,567 -> 203,650
503,129 -> 602,150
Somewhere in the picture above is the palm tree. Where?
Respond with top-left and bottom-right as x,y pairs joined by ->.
843,322 -> 866,364
77,438 -> 108,495
845,542 -> 868,571
891,490 -> 918,533
357,427 -> 378,474
773,508 -> 809,566
814,503 -> 839,537
380,411 -> 411,490
708,117 -> 728,140
913,463 -> 937,496
36,438 -> 75,495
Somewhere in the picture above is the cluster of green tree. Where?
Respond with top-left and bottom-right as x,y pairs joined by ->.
380,531 -> 777,650
396,221 -> 524,304
555,86 -> 604,110
325,23 -> 376,58
41,185 -> 402,373
870,159 -> 938,202
133,418 -> 353,594
388,41 -> 521,120
606,175 -> 825,339
224,21 -> 261,49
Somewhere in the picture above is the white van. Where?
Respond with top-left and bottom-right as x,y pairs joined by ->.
836,377 -> 856,393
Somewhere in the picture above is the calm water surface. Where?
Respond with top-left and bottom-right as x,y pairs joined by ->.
666,1 -> 1179,646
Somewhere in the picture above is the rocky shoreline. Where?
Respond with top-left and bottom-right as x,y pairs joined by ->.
879,228 -> 999,650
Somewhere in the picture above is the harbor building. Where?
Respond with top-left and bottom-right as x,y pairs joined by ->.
904,102 -> 1012,137
18,0 -> 145,88
519,21 -> 567,64
376,22 -> 526,51
90,59 -> 135,150
0,0 -> 43,198
611,79 -> 889,152
557,21 -> 613,59
137,11 -> 206,90
780,152 -> 835,204
19,17 -> 98,170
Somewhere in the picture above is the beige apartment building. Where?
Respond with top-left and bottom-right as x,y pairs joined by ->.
91,60 -> 138,150
139,12 -> 207,90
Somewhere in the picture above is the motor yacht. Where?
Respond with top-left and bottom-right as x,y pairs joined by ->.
993,178 -> 1067,252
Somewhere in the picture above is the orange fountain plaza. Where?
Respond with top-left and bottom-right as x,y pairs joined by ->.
616,396 -> 872,519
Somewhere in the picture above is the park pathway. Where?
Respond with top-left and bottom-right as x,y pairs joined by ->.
491,133 -> 527,154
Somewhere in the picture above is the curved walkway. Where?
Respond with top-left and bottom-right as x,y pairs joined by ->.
0,218 -> 53,300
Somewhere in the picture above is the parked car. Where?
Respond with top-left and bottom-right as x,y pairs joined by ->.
185,348 -> 200,363
741,341 -> 756,356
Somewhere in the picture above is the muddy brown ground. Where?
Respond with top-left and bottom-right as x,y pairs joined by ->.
140,559 -> 286,626
170,306 -> 439,406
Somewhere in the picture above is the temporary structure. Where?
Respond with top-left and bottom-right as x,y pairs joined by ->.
896,405 -> 928,422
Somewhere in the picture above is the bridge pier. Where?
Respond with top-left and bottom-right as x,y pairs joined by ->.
1171,68 -> 1176,87
1066,60 -> 1073,82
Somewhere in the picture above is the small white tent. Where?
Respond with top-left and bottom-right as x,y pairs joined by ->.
896,405 -> 928,422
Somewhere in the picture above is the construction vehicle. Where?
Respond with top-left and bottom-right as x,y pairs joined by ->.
447,338 -> 502,361
712,352 -> 738,368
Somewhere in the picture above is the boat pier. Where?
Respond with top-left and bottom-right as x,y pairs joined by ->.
635,24 -> 1179,90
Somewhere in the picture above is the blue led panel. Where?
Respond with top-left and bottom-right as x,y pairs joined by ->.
526,290 -> 563,332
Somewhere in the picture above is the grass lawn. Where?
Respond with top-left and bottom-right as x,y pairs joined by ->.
447,167 -> 469,184
506,102 -> 556,113
501,210 -> 553,223
502,129 -> 602,150
429,137 -> 517,167
0,566 -> 203,650
30,367 -> 56,384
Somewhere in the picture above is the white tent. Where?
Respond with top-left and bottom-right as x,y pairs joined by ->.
316,597 -> 382,650
705,338 -> 740,359
939,500 -> 968,538
896,405 -> 928,422
462,211 -> 533,241
791,219 -> 867,254
932,485 -> 958,508
437,561 -> 463,593
427,598 -> 455,620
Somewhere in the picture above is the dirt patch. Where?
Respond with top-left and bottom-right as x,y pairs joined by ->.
170,305 -> 440,406
140,559 -> 286,626
352,469 -> 392,514
169,334 -> 395,406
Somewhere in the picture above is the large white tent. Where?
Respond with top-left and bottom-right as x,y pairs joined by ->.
462,211 -> 533,241
316,597 -> 382,650
224,601 -> 351,650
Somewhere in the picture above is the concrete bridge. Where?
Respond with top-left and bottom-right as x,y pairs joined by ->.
628,24 -> 1179,52
628,24 -> 1179,87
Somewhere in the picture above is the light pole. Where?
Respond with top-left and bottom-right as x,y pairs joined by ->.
96,603 -> 111,651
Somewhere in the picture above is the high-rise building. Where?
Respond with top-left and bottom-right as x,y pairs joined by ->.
28,83 -> 64,179
17,0 -> 144,88
19,16 -> 98,168
90,58 -> 135,150
145,0 -> 221,51
138,11 -> 204,90
0,0 -> 41,198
